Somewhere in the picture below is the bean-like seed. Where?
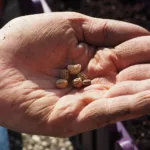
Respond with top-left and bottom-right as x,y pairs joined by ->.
83,79 -> 91,86
60,69 -> 70,80
77,72 -> 88,80
56,79 -> 68,89
72,78 -> 83,88
67,64 -> 81,75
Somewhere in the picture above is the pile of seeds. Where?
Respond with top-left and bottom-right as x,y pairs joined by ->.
56,64 -> 91,89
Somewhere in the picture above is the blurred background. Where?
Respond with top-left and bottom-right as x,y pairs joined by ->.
47,0 -> 150,30
0,0 -> 150,150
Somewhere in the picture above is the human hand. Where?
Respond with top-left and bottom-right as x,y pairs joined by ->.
0,12 -> 149,137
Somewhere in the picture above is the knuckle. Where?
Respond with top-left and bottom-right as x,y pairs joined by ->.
135,91 -> 150,114
104,98 -> 113,124
102,20 -> 109,45
92,99 -> 111,128
105,98 -> 131,123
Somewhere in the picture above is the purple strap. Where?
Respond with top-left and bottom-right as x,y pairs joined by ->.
115,122 -> 139,150
31,0 -> 43,13
32,0 -> 52,13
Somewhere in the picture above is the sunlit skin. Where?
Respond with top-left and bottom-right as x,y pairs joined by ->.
0,12 -> 150,137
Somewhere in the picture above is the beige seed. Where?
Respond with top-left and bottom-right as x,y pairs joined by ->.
67,64 -> 82,75
56,79 -> 68,89
83,79 -> 91,86
77,72 -> 88,80
72,78 -> 83,88
60,69 -> 70,80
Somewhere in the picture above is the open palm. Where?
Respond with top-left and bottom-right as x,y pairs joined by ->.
0,12 -> 149,137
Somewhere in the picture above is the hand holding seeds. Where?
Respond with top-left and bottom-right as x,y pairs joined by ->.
56,64 -> 91,89
0,11 -> 150,138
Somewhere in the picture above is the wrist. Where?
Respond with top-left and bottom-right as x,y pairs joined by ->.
0,65 -> 12,127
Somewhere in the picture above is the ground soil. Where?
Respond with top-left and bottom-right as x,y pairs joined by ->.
47,0 -> 150,30
124,115 -> 150,150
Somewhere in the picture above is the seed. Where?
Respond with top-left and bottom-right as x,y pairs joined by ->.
83,79 -> 91,86
60,69 -> 70,80
72,78 -> 83,88
67,64 -> 82,75
56,79 -> 68,89
77,72 -> 88,80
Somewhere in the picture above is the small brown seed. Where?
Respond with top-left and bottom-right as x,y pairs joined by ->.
60,69 -> 70,80
83,79 -> 91,86
56,79 -> 68,89
72,78 -> 83,88
77,72 -> 88,80
67,64 -> 82,75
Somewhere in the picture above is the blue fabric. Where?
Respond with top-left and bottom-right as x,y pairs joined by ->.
0,127 -> 9,150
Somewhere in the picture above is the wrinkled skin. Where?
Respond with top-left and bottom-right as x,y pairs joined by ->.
0,12 -> 150,137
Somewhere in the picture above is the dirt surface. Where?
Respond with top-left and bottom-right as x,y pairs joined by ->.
47,0 -> 150,30
124,116 -> 150,150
